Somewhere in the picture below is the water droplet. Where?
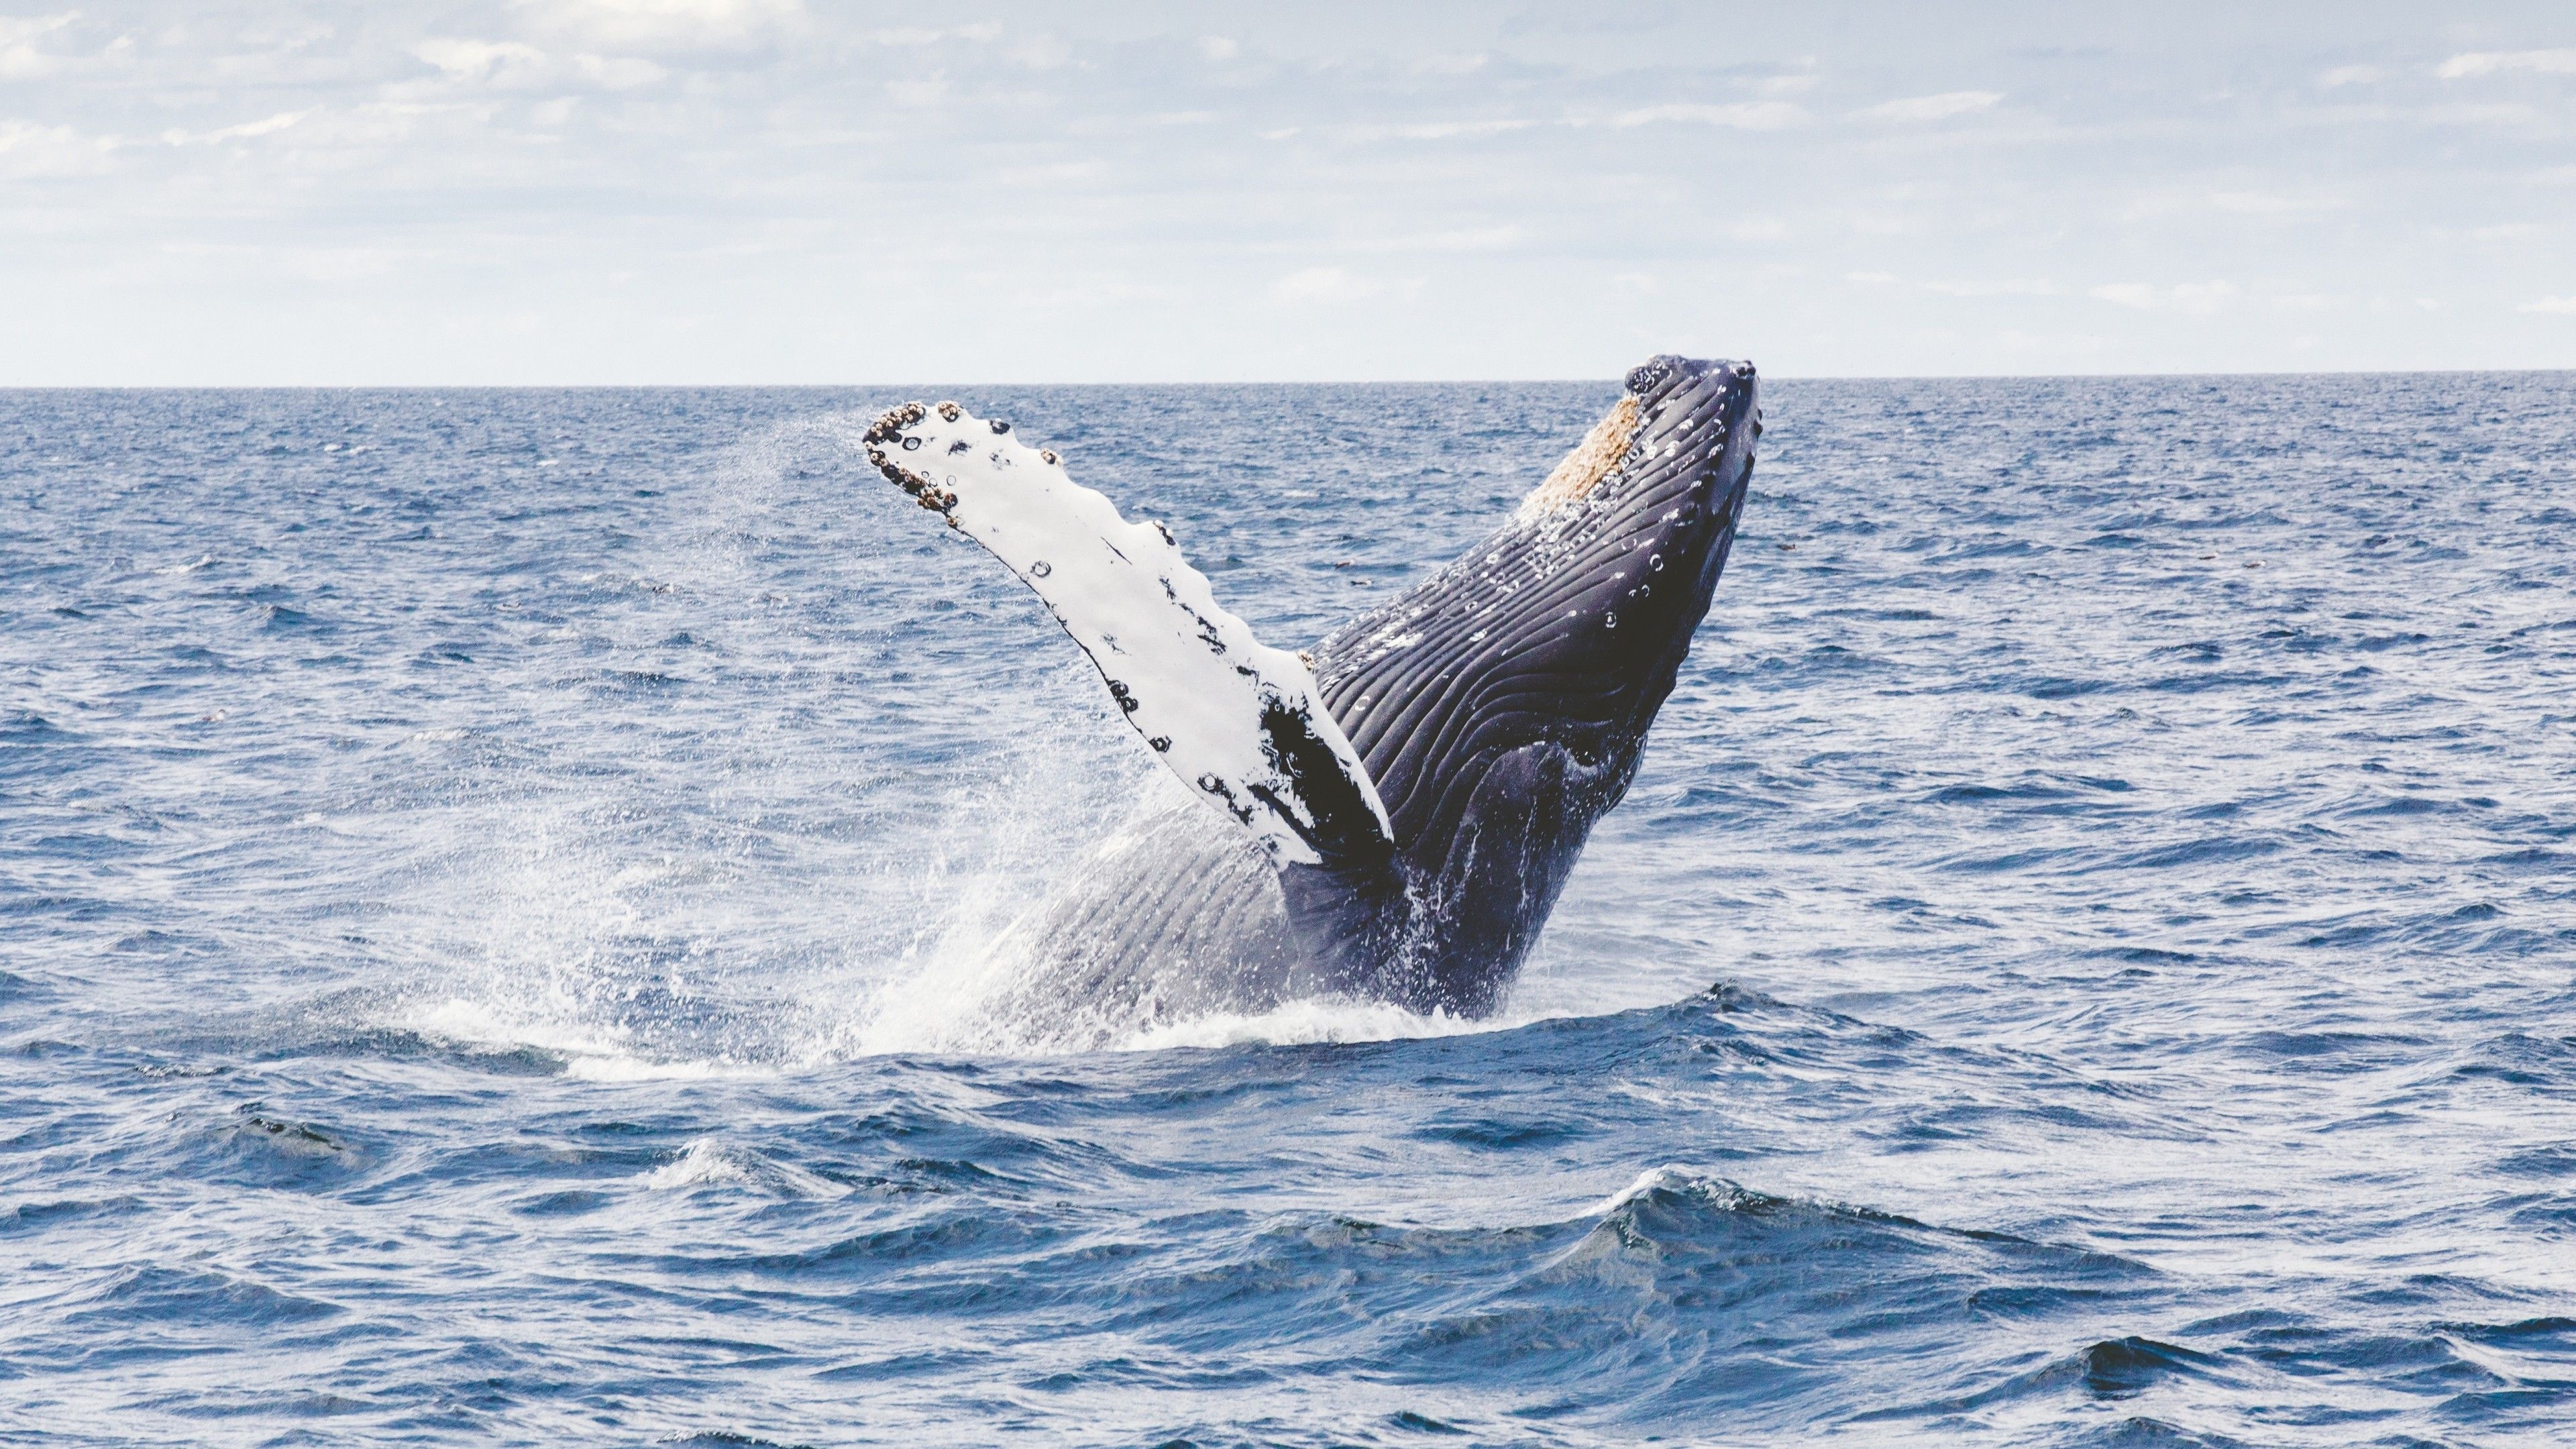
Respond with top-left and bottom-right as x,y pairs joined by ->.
1650,554 -> 1664,571
1605,612 -> 1619,629
1030,560 -> 1052,577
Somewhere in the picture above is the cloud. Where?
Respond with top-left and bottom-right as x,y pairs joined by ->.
1851,270 -> 2060,297
2205,190 -> 2339,214
1198,36 -> 1238,62
156,240 -> 450,282
0,117 -> 115,176
1858,91 -> 2003,121
871,23 -> 1002,46
405,38 -> 657,93
414,38 -> 550,85
523,0 -> 802,47
2091,281 -> 2237,314
2316,64 -> 2382,87
1271,266 -> 1379,304
2520,296 -> 2576,314
160,111 -> 307,146
883,70 -> 947,107
0,10 -> 76,78
1923,277 -> 2061,297
1340,225 -> 1524,253
2437,49 -> 2576,80
575,53 -> 665,87
1377,118 -> 1534,140
1610,101 -> 1805,130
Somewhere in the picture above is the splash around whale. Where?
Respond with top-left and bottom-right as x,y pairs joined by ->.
864,355 -> 1760,1045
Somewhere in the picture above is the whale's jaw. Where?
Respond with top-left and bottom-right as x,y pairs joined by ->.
1305,356 -> 1760,1013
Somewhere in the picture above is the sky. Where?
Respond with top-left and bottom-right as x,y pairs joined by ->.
2,1 -> 2573,384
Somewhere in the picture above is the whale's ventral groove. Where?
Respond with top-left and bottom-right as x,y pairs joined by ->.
864,354 -> 1759,1042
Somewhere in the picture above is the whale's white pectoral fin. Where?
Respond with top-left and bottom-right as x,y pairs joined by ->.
864,401 -> 1395,869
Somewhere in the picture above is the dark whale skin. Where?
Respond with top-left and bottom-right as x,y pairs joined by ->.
991,356 -> 1760,1036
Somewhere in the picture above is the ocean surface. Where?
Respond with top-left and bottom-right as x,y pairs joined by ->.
3,373 -> 2573,1447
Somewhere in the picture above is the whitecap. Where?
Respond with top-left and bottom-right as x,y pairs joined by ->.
642,1136 -> 847,1197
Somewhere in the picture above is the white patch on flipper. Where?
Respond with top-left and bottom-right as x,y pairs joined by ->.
865,402 -> 1393,867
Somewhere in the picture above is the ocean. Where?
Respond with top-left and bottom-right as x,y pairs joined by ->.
3,374 -> 2571,1446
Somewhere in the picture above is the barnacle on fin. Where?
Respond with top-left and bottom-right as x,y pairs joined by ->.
863,402 -> 925,445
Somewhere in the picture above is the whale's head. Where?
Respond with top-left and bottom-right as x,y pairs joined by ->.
1494,352 -> 1760,680
1309,354 -> 1758,1008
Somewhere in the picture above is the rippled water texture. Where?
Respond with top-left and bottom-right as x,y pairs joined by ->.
4,375 -> 2573,1446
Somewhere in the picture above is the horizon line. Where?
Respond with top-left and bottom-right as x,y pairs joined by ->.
4,364 -> 2573,392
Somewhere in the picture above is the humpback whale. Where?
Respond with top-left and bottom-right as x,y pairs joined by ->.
865,355 -> 1758,1041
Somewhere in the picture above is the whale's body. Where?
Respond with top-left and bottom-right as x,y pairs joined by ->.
867,356 -> 1758,1040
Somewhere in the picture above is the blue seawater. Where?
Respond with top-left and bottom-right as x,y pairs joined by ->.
3,375 -> 2573,1446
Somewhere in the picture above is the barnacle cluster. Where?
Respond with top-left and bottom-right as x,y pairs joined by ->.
863,401 -> 959,515
862,402 -> 924,445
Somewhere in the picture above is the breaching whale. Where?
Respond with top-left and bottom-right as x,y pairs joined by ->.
865,354 -> 1758,1040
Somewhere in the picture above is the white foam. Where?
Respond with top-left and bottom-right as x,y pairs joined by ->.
396,994 -> 764,1081
1587,1164 -> 1704,1216
643,1136 -> 846,1197
1112,997 -> 1513,1053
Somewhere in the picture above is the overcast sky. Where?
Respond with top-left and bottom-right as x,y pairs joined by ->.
3,1 -> 2573,383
